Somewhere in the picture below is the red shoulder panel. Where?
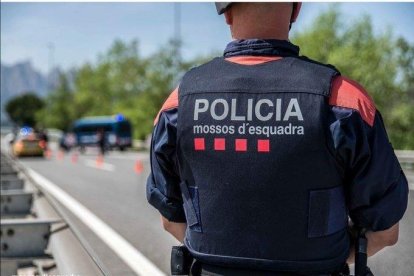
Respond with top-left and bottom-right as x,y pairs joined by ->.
225,56 -> 282,65
329,76 -> 376,126
154,87 -> 179,125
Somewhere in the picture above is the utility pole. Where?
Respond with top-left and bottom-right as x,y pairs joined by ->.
174,3 -> 181,66
47,42 -> 55,94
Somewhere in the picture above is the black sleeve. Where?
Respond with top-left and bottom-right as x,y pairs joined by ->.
330,106 -> 409,231
146,108 -> 186,223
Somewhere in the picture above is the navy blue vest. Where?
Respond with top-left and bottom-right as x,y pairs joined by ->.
177,55 -> 349,273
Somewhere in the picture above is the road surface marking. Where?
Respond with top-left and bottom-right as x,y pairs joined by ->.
84,159 -> 115,172
106,153 -> 149,161
27,168 -> 165,276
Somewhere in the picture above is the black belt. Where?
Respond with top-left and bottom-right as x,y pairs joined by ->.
170,245 -> 351,276
190,261 -> 350,276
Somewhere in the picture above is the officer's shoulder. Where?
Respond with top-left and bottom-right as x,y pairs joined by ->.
179,57 -> 223,91
294,55 -> 339,73
297,56 -> 377,127
329,76 -> 376,127
183,57 -> 222,75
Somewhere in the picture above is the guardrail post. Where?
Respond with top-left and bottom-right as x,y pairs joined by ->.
1,191 -> 33,217
1,153 -> 58,275
1,177 -> 24,190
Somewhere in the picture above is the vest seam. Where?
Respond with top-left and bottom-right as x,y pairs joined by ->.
179,90 -> 329,97
324,76 -> 347,172
328,104 -> 375,128
223,58 -> 282,67
323,104 -> 347,176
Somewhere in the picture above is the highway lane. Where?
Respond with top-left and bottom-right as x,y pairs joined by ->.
11,146 -> 414,275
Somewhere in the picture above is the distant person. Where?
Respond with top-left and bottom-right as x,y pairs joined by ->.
60,132 -> 75,152
66,132 -> 76,150
147,2 -> 408,275
40,129 -> 49,149
59,132 -> 67,151
97,128 -> 105,155
9,126 -> 18,145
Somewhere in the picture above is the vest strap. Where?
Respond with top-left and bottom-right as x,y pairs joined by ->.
308,186 -> 347,238
180,181 -> 202,232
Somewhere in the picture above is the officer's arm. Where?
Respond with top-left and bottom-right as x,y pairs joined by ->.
347,223 -> 399,264
146,88 -> 188,242
161,216 -> 186,243
329,76 -> 409,262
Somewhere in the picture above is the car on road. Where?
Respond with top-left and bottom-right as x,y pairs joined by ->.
11,128 -> 46,157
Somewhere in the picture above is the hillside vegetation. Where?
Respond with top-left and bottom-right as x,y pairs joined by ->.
6,8 -> 413,149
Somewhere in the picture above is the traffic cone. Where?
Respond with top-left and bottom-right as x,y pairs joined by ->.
96,154 -> 104,168
45,149 -> 52,159
71,152 -> 78,164
134,160 -> 144,174
57,150 -> 64,161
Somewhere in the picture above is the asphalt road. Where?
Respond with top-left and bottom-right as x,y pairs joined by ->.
8,145 -> 414,276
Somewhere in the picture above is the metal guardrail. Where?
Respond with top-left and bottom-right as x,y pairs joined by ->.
1,153 -> 60,276
38,186 -> 111,276
395,151 -> 414,187
2,152 -> 111,276
395,150 -> 414,162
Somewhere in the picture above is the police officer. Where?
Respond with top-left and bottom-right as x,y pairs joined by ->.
147,3 -> 409,275
97,128 -> 105,156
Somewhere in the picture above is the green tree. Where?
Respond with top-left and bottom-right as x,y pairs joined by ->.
126,40 -> 183,139
54,37 -> 216,140
74,39 -> 147,118
292,6 -> 414,149
36,73 -> 75,131
72,39 -> 208,139
5,93 -> 44,127
122,39 -> 215,139
386,38 -> 414,149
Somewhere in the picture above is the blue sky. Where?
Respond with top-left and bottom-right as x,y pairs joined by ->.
2,2 -> 413,74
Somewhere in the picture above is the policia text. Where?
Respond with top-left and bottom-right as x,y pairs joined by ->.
193,97 -> 305,137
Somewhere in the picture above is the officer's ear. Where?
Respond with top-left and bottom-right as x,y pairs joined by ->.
224,8 -> 233,25
290,2 -> 302,23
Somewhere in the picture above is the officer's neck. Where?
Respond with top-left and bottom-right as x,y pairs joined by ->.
230,27 -> 289,41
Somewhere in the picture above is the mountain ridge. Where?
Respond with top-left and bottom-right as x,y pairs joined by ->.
1,60 -> 62,123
